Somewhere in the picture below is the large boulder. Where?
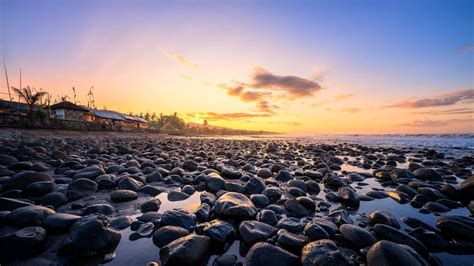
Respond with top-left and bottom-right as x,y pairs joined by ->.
66,178 -> 98,200
3,171 -> 53,191
160,234 -> 211,266
239,220 -> 274,247
244,242 -> 299,266
339,224 -> 377,248
152,225 -> 190,248
458,176 -> 474,201
6,205 -> 55,226
213,192 -> 257,219
203,219 -> 235,243
0,227 -> 48,263
58,216 -> 121,258
301,239 -> 351,266
161,209 -> 196,231
367,240 -> 427,266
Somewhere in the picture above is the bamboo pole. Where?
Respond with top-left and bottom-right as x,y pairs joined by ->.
3,58 -> 11,101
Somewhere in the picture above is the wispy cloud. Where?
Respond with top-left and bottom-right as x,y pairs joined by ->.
410,108 -> 473,115
398,118 -> 472,127
188,112 -> 273,121
164,51 -> 199,68
386,89 -> 474,108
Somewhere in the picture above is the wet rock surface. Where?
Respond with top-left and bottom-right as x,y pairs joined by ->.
0,133 -> 472,265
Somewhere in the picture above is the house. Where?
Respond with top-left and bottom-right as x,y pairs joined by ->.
50,101 -> 91,121
87,109 -> 126,126
0,99 -> 31,114
122,114 -> 149,129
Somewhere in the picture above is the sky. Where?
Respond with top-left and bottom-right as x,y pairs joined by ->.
0,0 -> 473,134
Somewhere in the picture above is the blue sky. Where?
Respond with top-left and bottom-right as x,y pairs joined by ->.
1,0 -> 473,133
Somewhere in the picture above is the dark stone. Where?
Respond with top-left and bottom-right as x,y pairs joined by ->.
408,227 -> 449,252
24,181 -> 56,196
275,170 -> 293,182
203,219 -> 235,243
161,209 -> 196,231
213,192 -> 257,219
66,178 -> 98,200
246,177 -> 266,194
422,202 -> 450,213
42,192 -> 68,208
301,239 -> 351,266
244,242 -> 299,266
160,234 -> 211,266
0,196 -> 33,211
277,228 -> 309,253
367,240 -> 427,266
0,226 -> 47,263
110,216 -> 133,230
7,205 -> 55,226
59,216 -> 121,258
3,171 -> 53,191
239,220 -> 274,246
44,213 -> 81,234
83,203 -> 114,215
413,168 -> 442,181
256,209 -> 278,226
303,222 -> 330,241
339,186 -> 360,208
284,198 -> 309,218
207,172 -> 226,193
368,210 -> 400,229
110,189 -> 138,202
458,176 -> 474,201
152,225 -> 190,248
196,203 -> 211,221
339,224 -> 377,248
117,176 -> 143,191
168,191 -> 190,201
373,224 -> 428,257
141,198 -> 161,212
257,168 -> 273,178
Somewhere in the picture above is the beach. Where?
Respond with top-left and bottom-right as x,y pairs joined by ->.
0,129 -> 473,265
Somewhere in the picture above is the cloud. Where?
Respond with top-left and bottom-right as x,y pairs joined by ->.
188,112 -> 273,121
398,118 -> 472,127
410,108 -> 474,115
164,52 -> 199,68
217,67 -> 323,114
457,44 -> 474,52
387,89 -> 474,108
218,83 -> 276,113
251,67 -> 322,98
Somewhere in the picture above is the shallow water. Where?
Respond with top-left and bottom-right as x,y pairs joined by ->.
108,158 -> 474,266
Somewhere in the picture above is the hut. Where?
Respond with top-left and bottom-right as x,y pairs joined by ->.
50,101 -> 91,121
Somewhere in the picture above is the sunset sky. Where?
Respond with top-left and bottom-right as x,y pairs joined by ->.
1,0 -> 473,134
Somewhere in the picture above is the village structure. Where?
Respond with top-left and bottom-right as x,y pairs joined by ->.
0,99 -> 149,131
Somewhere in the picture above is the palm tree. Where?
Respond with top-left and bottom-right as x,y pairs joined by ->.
11,86 -> 47,115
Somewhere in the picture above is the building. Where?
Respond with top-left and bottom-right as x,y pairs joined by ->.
0,99 -> 35,115
50,101 -> 91,121
122,114 -> 149,129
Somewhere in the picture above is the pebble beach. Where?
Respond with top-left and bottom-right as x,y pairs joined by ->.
0,129 -> 473,266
